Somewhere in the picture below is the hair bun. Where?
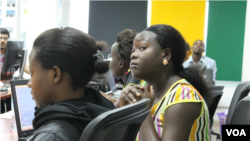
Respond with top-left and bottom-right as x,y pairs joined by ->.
93,40 -> 109,74
94,59 -> 109,74
96,41 -> 109,51
116,29 -> 137,44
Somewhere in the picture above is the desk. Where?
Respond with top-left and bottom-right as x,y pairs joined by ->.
0,90 -> 11,100
0,119 -> 18,140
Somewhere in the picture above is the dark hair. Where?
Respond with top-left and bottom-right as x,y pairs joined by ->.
116,29 -> 137,63
0,28 -> 10,38
193,39 -> 205,50
193,39 -> 204,46
95,41 -> 109,60
145,24 -> 212,106
32,27 -> 109,90
96,40 -> 109,51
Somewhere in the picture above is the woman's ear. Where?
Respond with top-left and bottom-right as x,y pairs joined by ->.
163,48 -> 172,60
119,60 -> 125,69
52,66 -> 62,84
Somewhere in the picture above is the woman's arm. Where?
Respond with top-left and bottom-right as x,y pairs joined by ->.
99,91 -> 117,103
139,102 -> 202,141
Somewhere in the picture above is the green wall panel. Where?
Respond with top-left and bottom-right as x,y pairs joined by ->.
206,1 -> 247,81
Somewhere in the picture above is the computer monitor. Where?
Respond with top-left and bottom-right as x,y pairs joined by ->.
16,49 -> 28,80
1,41 -> 25,77
0,41 -> 26,91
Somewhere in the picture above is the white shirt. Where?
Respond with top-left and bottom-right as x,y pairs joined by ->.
183,56 -> 217,82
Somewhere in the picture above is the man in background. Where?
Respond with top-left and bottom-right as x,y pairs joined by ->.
183,40 -> 217,85
0,28 -> 10,56
0,28 -> 30,113
1,28 -> 12,113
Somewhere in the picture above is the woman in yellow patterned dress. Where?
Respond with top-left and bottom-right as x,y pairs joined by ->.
116,24 -> 212,141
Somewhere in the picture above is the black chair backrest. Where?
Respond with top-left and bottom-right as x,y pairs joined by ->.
230,96 -> 250,124
226,81 -> 250,125
208,86 -> 224,129
79,98 -> 150,141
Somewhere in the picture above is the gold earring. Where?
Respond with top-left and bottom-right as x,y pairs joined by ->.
163,59 -> 168,65
54,78 -> 58,83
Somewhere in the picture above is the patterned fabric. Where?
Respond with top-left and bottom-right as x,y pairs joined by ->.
136,79 -> 211,141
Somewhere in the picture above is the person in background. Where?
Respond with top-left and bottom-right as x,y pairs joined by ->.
26,27 -> 115,141
1,28 -> 12,113
0,28 -> 31,76
0,28 -> 10,56
0,28 -> 31,113
184,42 -> 207,79
183,39 -> 217,85
86,41 -> 109,92
115,24 -> 212,141
1,28 -> 15,77
109,29 -> 144,87
100,29 -> 144,102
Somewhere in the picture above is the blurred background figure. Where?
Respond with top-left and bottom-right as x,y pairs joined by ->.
183,39 -> 217,85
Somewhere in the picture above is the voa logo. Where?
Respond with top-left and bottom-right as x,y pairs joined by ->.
226,129 -> 246,136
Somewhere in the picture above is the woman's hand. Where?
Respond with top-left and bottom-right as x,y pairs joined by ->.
114,85 -> 142,107
115,84 -> 155,108
135,84 -> 155,108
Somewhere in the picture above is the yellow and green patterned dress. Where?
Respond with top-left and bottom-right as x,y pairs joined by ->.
136,79 -> 211,141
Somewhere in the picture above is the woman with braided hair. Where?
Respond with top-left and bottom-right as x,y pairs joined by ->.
109,29 -> 144,87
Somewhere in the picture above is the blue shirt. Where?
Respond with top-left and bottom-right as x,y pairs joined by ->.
183,56 -> 217,82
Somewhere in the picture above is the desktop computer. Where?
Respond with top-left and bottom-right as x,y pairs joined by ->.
1,41 -> 27,92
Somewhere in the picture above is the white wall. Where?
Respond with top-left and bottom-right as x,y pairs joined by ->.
242,0 -> 250,81
1,0 -> 18,39
69,0 -> 89,33
23,0 -> 91,67
147,0 -> 151,27
203,1 -> 209,56
26,0 -> 59,65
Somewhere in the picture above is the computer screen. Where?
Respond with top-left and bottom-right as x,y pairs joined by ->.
11,79 -> 35,138
14,85 -> 35,131
17,49 -> 28,79
1,41 -> 24,74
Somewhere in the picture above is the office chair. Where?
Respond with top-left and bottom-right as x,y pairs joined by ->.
79,98 -> 150,141
208,86 -> 224,141
229,96 -> 250,124
226,81 -> 250,125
